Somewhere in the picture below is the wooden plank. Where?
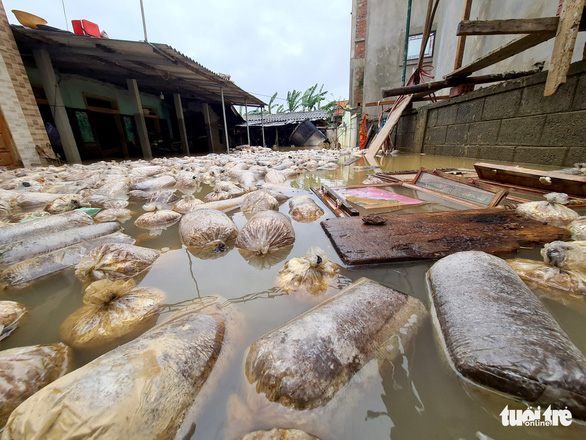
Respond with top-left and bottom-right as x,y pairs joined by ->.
544,0 -> 585,96
474,162 -> 586,196
365,95 -> 412,159
454,0 -> 474,70
457,17 -> 559,36
321,209 -> 570,265
364,96 -> 449,107
382,67 -> 543,98
445,32 -> 555,79
310,187 -> 348,217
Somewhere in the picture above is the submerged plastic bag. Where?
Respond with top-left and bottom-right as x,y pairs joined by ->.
60,279 -> 165,349
0,301 -> 27,341
235,211 -> 295,255
4,302 -> 225,439
0,343 -> 71,428
179,209 -> 238,255
142,190 -> 179,212
288,195 -> 324,223
241,190 -> 279,218
515,192 -> 579,227
276,247 -> 339,294
569,217 -> 586,240
241,429 -> 319,440
75,243 -> 161,282
509,241 -> 586,295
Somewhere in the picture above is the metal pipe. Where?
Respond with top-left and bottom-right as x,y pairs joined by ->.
220,87 -> 230,153
140,0 -> 148,42
245,101 -> 250,145
261,107 -> 266,148
401,0 -> 413,86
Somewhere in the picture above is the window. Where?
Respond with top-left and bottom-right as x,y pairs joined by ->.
83,93 -> 119,113
406,31 -> 435,61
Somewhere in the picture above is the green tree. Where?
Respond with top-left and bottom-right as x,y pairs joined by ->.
267,92 -> 278,114
301,84 -> 328,111
286,89 -> 302,112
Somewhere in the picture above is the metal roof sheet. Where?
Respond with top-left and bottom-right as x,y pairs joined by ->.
240,109 -> 330,127
11,26 -> 265,107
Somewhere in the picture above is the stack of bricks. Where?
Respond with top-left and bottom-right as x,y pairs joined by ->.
0,2 -> 48,166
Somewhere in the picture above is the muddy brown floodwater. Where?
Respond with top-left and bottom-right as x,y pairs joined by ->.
1,153 -> 585,439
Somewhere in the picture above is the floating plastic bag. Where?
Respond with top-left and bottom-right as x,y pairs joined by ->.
241,190 -> 279,218
265,169 -> 286,185
276,247 -> 339,294
235,211 -> 295,255
60,279 -> 165,349
508,241 -> 586,296
75,243 -> 160,282
4,302 -> 225,439
179,209 -> 238,255
173,195 -> 204,214
134,210 -> 181,235
428,251 -> 586,419
175,171 -> 200,195
288,195 -> 324,223
0,301 -> 27,341
142,190 -> 179,212
0,343 -> 71,428
515,192 -> 579,227
569,217 -> 586,240
241,429 -> 319,440
204,191 -> 232,203
93,208 -> 132,223
44,195 -> 88,214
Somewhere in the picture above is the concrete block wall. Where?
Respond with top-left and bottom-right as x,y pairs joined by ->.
0,3 -> 48,166
396,60 -> 586,167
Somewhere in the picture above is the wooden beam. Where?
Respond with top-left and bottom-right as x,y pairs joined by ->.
454,0 -> 473,70
544,0 -> 585,96
457,17 -> 559,36
445,32 -> 555,79
365,96 -> 449,107
365,95 -> 412,159
383,68 -> 543,98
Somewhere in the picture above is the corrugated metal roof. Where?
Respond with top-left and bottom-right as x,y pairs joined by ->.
11,26 -> 265,106
240,109 -> 330,127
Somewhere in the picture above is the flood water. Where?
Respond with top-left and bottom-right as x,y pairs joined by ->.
2,153 -> 585,439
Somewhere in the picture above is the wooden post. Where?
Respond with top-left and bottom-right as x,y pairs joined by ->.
220,87 -> 230,153
245,102 -> 250,145
126,79 -> 152,160
33,49 -> 81,164
454,0 -> 474,70
544,0 -> 585,96
173,93 -> 189,155
203,102 -> 215,152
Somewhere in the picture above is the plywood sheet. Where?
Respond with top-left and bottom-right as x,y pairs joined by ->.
321,208 -> 570,265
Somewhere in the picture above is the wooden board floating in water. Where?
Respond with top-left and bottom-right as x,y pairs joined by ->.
475,162 -> 586,196
321,208 -> 570,265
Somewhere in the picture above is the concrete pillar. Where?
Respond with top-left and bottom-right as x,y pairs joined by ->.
126,79 -> 152,160
203,102 -> 215,152
173,93 -> 189,155
33,49 -> 81,164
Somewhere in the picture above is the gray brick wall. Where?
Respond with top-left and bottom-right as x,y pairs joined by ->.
395,60 -> 586,167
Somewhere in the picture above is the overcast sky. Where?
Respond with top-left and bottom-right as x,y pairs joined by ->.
5,0 -> 352,107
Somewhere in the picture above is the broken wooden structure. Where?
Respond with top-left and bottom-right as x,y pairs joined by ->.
321,209 -> 570,265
